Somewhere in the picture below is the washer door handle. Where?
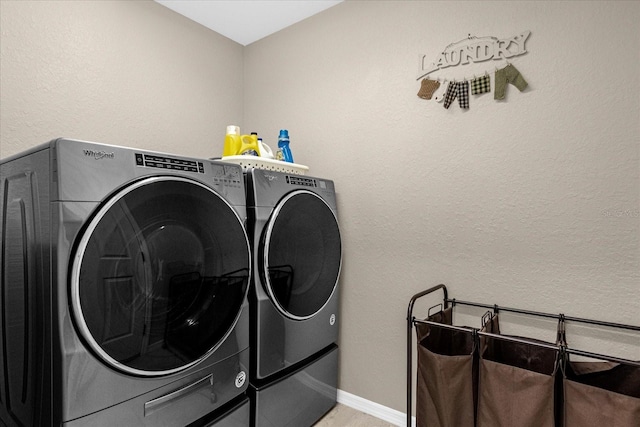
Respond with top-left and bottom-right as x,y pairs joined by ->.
144,374 -> 214,417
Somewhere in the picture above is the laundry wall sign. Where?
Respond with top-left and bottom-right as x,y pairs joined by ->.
416,31 -> 532,109
417,31 -> 531,80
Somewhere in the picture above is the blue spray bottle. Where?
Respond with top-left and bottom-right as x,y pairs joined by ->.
277,129 -> 294,163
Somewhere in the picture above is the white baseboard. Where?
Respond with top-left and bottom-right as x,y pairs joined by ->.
336,389 -> 416,427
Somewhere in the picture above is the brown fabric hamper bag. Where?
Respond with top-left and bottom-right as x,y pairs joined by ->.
416,307 -> 476,427
477,314 -> 559,427
563,360 -> 640,426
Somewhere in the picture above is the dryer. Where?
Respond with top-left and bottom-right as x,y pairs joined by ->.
245,169 -> 342,427
0,138 -> 251,426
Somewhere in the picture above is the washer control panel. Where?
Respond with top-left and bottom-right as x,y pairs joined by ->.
135,152 -> 204,173
210,164 -> 242,188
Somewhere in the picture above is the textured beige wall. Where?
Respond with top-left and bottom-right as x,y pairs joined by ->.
0,0 -> 243,159
2,0 -> 639,419
244,0 -> 640,414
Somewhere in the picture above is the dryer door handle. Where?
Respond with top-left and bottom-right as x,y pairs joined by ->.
144,374 -> 214,417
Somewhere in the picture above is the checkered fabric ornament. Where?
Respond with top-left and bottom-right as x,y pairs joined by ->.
471,75 -> 491,95
444,81 -> 470,109
458,81 -> 469,108
443,83 -> 457,109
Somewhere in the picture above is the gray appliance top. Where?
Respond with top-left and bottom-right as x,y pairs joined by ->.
247,168 -> 336,209
49,138 -> 244,204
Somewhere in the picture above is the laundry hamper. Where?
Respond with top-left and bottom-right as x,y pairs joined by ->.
415,307 -> 476,427
477,314 -> 560,427
563,359 -> 640,426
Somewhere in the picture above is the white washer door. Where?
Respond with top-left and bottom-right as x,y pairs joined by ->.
70,176 -> 250,376
262,190 -> 342,320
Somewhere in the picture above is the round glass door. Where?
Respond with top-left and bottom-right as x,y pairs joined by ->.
70,177 -> 250,376
262,190 -> 342,320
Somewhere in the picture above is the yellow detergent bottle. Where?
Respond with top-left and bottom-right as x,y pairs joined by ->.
223,125 -> 241,157
238,132 -> 261,156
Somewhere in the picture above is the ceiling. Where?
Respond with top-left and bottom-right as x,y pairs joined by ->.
155,0 -> 343,46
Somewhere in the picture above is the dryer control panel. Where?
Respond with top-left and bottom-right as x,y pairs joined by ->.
286,175 -> 331,191
286,175 -> 316,187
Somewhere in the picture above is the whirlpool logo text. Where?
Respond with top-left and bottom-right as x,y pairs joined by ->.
83,149 -> 115,160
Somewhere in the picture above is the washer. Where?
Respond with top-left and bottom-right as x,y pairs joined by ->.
0,138 -> 251,426
245,168 -> 342,427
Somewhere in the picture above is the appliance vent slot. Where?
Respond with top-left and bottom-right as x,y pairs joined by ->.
135,153 -> 204,173
286,176 -> 316,187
